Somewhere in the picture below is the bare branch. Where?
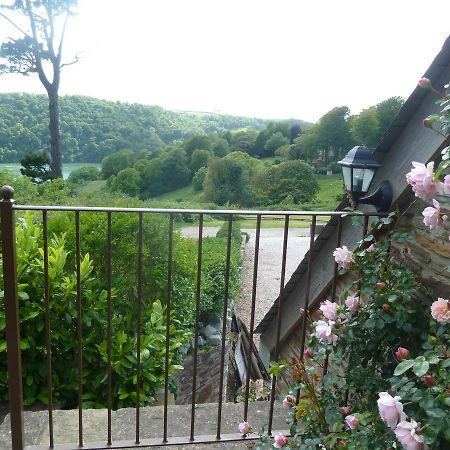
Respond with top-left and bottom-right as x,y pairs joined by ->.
25,0 -> 51,90
60,53 -> 79,69
42,0 -> 56,58
56,1 -> 71,64
0,12 -> 30,36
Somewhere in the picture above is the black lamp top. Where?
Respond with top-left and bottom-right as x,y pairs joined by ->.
337,146 -> 381,169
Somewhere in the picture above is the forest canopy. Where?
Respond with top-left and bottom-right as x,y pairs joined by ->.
0,93 -> 291,163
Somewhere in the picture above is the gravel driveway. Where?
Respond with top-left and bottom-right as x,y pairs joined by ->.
181,226 -> 312,335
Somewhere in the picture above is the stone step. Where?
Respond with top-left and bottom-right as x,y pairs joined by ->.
0,401 -> 288,450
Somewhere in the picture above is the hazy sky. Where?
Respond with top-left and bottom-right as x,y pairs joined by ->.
0,0 -> 449,122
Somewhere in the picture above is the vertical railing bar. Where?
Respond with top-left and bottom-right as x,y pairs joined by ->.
299,215 -> 317,359
42,211 -> 54,448
216,215 -> 233,440
135,212 -> 143,444
106,212 -> 113,446
1,187 -> 24,450
190,214 -> 204,441
75,211 -> 83,447
243,214 -> 262,421
330,215 -> 344,303
163,214 -> 174,443
323,215 -> 343,377
295,216 -> 317,406
267,215 -> 290,436
344,215 -> 370,406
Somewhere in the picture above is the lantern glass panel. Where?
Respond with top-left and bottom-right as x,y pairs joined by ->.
342,166 -> 352,191
351,168 -> 375,193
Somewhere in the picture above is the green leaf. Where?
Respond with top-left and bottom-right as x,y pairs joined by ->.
394,359 -> 415,376
413,357 -> 429,377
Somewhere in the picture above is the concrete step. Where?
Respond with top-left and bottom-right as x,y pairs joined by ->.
0,401 -> 288,449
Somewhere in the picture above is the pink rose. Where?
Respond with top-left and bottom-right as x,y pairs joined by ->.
304,348 -> 313,358
345,414 -> 359,430
395,347 -> 410,361
274,433 -> 288,448
345,295 -> 359,314
406,161 -> 437,200
394,420 -> 426,450
366,243 -> 376,252
340,406 -> 351,416
333,245 -> 354,269
438,174 -> 450,195
282,394 -> 295,409
315,320 -> 338,345
430,298 -> 450,324
238,420 -> 251,436
383,304 -> 390,311
320,300 -> 338,320
377,392 -> 406,430
422,199 -> 447,229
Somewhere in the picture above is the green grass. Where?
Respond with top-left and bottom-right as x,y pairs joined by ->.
76,179 -> 107,196
152,184 -> 205,203
312,174 -> 343,210
152,174 -> 343,211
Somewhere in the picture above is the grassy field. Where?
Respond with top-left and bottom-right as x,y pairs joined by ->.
80,174 -> 343,228
152,174 -> 343,210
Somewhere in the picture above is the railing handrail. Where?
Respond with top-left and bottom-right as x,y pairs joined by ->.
13,203 -> 387,216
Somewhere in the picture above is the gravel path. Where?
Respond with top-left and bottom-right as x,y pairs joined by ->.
235,228 -> 311,341
181,227 -> 312,337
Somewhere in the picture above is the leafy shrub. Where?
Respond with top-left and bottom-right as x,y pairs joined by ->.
192,166 -> 207,191
67,166 -> 101,184
0,214 -> 190,408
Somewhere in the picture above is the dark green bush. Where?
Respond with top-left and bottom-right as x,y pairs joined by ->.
67,166 -> 101,184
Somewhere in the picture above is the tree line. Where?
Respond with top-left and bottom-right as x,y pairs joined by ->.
97,96 -> 403,207
0,93 -> 273,163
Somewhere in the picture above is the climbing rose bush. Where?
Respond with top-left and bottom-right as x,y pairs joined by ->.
247,77 -> 450,450
252,213 -> 449,449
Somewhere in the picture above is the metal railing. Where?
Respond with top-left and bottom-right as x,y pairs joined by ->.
0,184 -> 382,449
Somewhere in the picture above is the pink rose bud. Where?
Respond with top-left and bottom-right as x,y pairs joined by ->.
338,440 -> 347,448
376,282 -> 386,288
282,394 -> 295,408
238,420 -> 251,436
274,433 -> 288,448
340,406 -> 351,416
345,414 -> 359,430
304,348 -> 313,358
395,347 -> 410,361
418,77 -> 431,89
423,375 -> 435,387
382,304 -> 390,311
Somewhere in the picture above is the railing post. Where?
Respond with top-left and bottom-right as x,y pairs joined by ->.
1,185 -> 24,450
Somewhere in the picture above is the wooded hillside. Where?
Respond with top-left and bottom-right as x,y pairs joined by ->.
0,93 -> 308,163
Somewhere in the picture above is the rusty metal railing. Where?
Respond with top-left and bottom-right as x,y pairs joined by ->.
0,184 -> 385,450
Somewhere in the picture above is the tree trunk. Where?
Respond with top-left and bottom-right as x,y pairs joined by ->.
47,87 -> 62,178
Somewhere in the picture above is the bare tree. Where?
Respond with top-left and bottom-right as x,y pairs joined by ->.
0,0 -> 78,178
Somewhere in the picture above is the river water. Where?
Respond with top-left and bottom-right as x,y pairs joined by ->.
0,163 -> 101,179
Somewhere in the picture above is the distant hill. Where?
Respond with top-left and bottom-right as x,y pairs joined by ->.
0,93 -> 309,163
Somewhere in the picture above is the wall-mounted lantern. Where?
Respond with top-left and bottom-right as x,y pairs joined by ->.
337,146 -> 392,212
